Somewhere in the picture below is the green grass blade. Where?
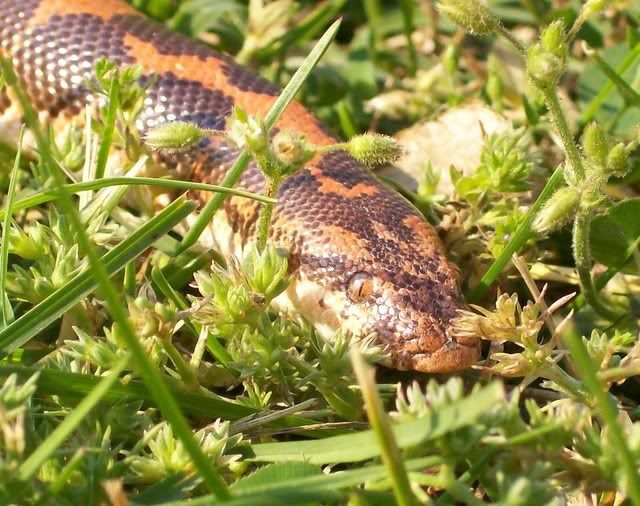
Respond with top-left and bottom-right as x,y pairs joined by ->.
467,166 -> 565,301
0,365 -> 319,428
585,46 -> 640,108
400,0 -> 417,76
0,126 -> 24,328
246,382 -> 504,464
177,18 -> 342,254
0,175 -> 273,220
17,355 -> 130,481
351,350 -> 419,506
153,456 -> 444,506
581,43 -> 640,125
0,197 -> 196,355
362,0 -> 382,64
563,329 -> 640,504
94,76 -> 119,179
262,0 -> 346,59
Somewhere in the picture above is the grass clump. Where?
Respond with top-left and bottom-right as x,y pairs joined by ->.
1,0 -> 640,504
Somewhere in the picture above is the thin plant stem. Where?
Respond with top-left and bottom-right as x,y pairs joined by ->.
573,206 -> 621,319
362,0 -> 382,64
256,177 -> 281,251
400,0 -> 418,76
95,76 -> 119,179
540,363 -> 590,402
496,24 -> 526,56
541,87 -> 586,181
160,339 -> 200,392
0,126 -> 24,328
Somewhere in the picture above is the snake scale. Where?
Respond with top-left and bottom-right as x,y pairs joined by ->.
0,0 -> 479,372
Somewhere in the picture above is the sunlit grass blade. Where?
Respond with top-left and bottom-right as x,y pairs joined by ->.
467,166 -> 564,301
95,75 -> 119,179
261,0 -> 346,60
362,0 -> 382,64
0,126 -> 24,328
153,456 -> 444,506
17,355 -> 130,481
351,350 -> 419,506
400,0 -> 417,76
246,382 -> 504,464
584,44 -> 640,109
580,43 -> 640,125
0,364 -> 319,427
0,175 -> 274,220
563,328 -> 640,503
0,197 -> 196,355
177,18 -> 342,254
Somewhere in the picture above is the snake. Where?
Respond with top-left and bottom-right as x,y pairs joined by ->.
0,0 -> 479,372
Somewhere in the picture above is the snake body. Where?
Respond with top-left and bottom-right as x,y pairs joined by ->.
0,0 -> 479,372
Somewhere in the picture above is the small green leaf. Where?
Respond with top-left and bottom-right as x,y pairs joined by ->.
231,462 -> 322,494
590,198 -> 640,272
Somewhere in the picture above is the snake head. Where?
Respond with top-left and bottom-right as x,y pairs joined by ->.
273,152 -> 480,373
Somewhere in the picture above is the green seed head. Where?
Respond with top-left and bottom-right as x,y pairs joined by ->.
526,44 -> 565,89
144,121 -> 213,151
541,20 -> 567,58
533,186 -> 580,233
526,21 -> 567,89
606,143 -> 629,178
581,0 -> 609,21
437,0 -> 499,35
346,133 -> 404,167
582,122 -> 608,165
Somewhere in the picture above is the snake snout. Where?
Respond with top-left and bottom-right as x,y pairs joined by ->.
381,314 -> 480,373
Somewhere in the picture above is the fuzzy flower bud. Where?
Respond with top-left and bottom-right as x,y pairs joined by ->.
526,21 -> 567,88
585,0 -> 609,14
541,20 -> 567,58
8,226 -> 44,261
437,0 -> 499,35
578,0 -> 609,26
582,122 -> 608,165
144,121 -> 214,151
533,186 -> 580,233
345,133 -> 403,167
606,143 -> 629,177
270,130 -> 314,172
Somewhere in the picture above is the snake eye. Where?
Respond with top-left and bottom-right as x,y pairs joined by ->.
347,272 -> 374,302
